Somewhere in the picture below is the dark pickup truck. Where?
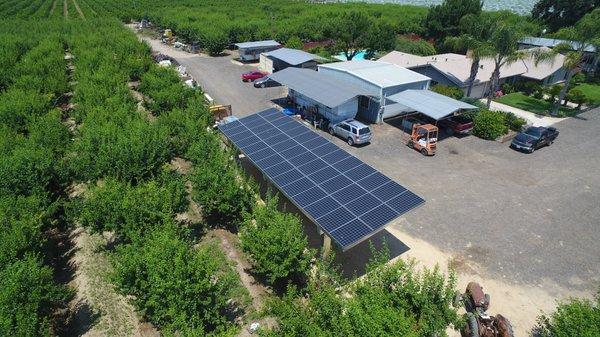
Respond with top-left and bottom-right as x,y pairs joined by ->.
510,126 -> 559,153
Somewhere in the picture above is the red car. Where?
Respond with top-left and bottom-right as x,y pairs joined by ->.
438,115 -> 474,135
241,70 -> 266,82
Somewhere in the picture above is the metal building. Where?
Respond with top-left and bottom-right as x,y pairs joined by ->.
234,40 -> 281,62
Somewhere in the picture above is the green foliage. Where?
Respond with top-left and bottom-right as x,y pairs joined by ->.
112,223 -> 239,335
203,31 -> 229,56
330,11 -> 374,60
504,112 -> 527,132
189,136 -> 255,226
0,255 -> 72,337
431,84 -> 464,100
532,0 -> 599,33
285,36 -> 304,50
264,255 -> 459,337
535,289 -> 600,337
501,83 -> 515,94
0,89 -> 52,133
139,66 -> 196,115
79,168 -> 187,238
395,37 -> 437,56
472,109 -> 508,140
425,0 -> 483,41
567,88 -> 587,108
240,195 -> 313,286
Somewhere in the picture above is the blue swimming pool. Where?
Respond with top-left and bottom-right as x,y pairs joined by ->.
334,50 -> 367,61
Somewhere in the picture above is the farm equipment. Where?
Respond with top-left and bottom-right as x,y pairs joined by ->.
210,104 -> 232,122
162,29 -> 175,44
455,282 -> 514,337
407,123 -> 437,156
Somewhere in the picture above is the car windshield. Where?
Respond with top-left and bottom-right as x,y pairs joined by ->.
358,128 -> 370,135
525,128 -> 542,138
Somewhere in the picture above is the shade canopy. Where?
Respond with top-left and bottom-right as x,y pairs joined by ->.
387,89 -> 477,120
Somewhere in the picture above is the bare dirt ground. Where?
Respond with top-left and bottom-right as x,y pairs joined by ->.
71,0 -> 85,19
49,0 -> 56,15
63,0 -> 68,18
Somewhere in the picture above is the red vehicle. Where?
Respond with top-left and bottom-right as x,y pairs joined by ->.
438,115 -> 474,135
241,70 -> 266,82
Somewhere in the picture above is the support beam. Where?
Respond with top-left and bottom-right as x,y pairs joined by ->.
321,233 -> 332,259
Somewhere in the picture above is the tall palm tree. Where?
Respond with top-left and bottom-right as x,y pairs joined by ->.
533,9 -> 600,116
484,23 -> 529,109
445,14 -> 495,98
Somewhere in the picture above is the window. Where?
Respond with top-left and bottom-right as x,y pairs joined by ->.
340,124 -> 351,131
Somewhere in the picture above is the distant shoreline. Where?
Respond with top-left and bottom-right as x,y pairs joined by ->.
332,0 -> 535,15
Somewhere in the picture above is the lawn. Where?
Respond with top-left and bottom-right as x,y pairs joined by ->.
495,92 -> 576,117
572,83 -> 600,105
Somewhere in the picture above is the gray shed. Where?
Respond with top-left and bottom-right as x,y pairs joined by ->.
386,89 -> 477,121
234,40 -> 281,62
259,48 -> 323,73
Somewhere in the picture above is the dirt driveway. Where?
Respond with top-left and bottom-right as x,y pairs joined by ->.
132,28 -> 599,336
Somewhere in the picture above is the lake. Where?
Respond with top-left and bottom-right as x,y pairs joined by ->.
364,0 -> 536,14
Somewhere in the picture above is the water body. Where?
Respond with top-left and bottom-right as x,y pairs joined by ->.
364,0 -> 536,14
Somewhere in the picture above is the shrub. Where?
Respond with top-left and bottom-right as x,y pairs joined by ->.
501,83 -> 515,95
79,168 -> 187,239
285,36 -> 304,49
240,195 -> 314,286
567,88 -> 587,109
472,109 -> 508,140
533,90 -> 544,99
546,84 -> 562,103
112,223 -> 238,335
534,289 -> 600,337
431,84 -> 464,100
504,112 -> 527,132
189,145 -> 254,226
522,81 -> 541,96
0,255 -> 72,337
571,72 -> 586,86
395,36 -> 436,56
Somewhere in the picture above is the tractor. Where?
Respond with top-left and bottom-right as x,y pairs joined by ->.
455,282 -> 514,337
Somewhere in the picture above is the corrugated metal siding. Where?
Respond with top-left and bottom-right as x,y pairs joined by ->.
318,67 -> 380,96
332,99 -> 359,123
382,80 -> 430,100
411,66 -> 457,87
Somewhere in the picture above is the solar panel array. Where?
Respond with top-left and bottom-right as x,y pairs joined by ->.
219,108 -> 424,250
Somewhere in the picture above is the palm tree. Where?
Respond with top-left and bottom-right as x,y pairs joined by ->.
445,14 -> 495,98
484,23 -> 529,109
533,9 -> 600,116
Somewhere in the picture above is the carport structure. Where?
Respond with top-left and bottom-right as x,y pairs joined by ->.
269,67 -> 371,123
386,89 -> 477,121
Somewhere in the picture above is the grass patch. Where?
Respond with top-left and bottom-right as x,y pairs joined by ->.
495,92 -> 576,117
572,83 -> 600,105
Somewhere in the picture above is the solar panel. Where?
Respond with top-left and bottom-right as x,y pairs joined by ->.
219,108 -> 424,250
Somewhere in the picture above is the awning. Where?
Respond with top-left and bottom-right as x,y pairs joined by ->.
387,89 -> 477,120
269,68 -> 368,108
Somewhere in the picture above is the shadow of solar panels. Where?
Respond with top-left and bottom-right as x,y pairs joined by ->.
218,108 -> 424,250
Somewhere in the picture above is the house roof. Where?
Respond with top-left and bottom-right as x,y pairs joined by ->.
268,68 -> 368,108
519,37 -> 596,53
379,50 -> 564,86
234,40 -> 281,49
318,60 -> 431,88
263,48 -> 323,66
387,89 -> 477,120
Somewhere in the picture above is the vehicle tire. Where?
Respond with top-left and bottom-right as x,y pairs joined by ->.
260,83 -> 266,88
495,315 -> 514,337
421,148 -> 428,156
407,140 -> 414,148
329,127 -> 335,136
347,137 -> 354,146
467,313 -> 479,337
484,294 -> 491,311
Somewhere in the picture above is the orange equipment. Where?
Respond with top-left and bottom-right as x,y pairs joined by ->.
407,124 -> 438,156
210,104 -> 232,122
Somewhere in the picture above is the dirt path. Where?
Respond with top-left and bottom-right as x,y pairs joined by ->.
386,223 -> 590,337
71,0 -> 85,19
63,0 -> 67,18
49,0 -> 56,15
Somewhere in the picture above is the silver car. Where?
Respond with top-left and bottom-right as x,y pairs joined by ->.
328,119 -> 372,146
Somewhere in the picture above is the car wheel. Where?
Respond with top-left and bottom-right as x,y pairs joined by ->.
407,140 -> 414,148
347,137 -> 354,146
329,127 -> 335,136
421,148 -> 428,156
467,313 -> 479,337
260,83 -> 265,88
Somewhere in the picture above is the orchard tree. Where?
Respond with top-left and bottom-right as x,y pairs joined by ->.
424,0 -> 483,42
534,288 -> 600,337
330,11 -> 372,60
531,0 -> 599,33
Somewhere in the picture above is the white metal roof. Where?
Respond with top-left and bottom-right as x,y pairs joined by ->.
268,68 -> 367,107
387,89 -> 477,120
263,48 -> 323,66
234,40 -> 281,49
318,60 -> 430,88
520,37 -> 596,53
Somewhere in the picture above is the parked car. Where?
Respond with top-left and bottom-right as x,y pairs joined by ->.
328,119 -> 372,146
510,126 -> 559,153
253,76 -> 279,88
438,115 -> 474,135
241,70 -> 266,82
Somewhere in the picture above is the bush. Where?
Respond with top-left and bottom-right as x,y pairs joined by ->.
395,36 -> 436,56
571,72 -> 586,86
431,84 -> 464,100
504,112 -> 527,132
534,289 -> 600,337
79,168 -> 187,239
472,109 -> 508,140
533,90 -> 544,99
240,195 -> 313,286
501,83 -> 515,95
567,88 -> 587,109
285,36 -> 303,49
112,223 -> 239,335
521,81 -> 542,96
0,255 -> 72,337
